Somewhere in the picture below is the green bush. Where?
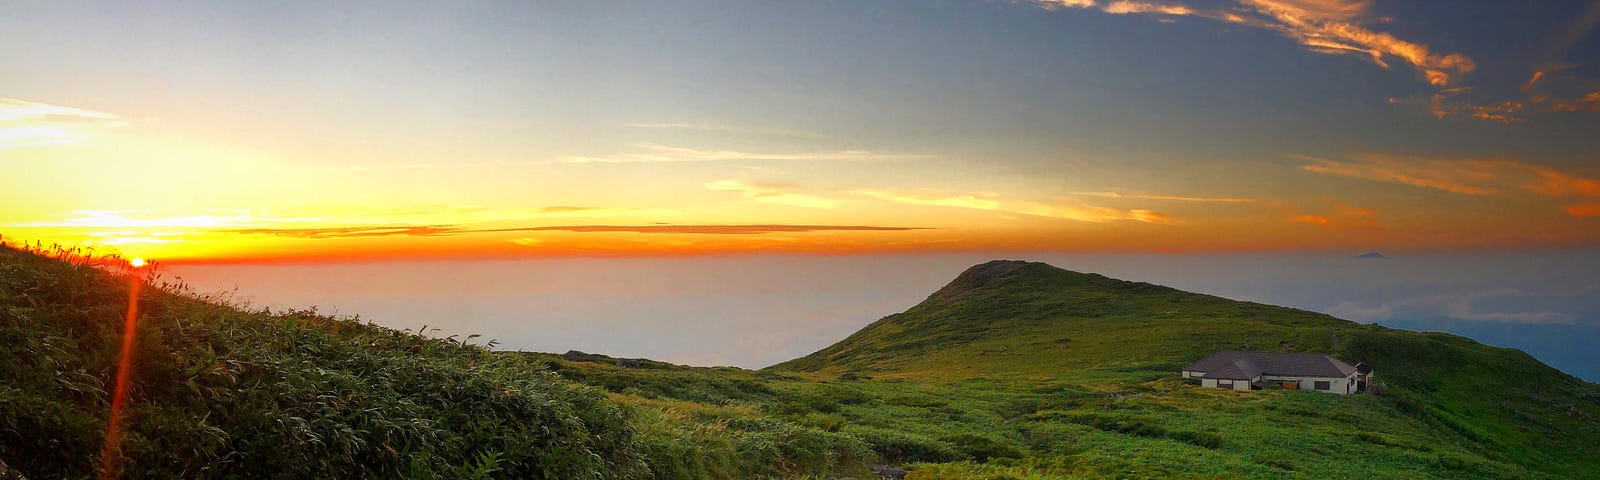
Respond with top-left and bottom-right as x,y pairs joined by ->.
841,426 -> 962,464
939,433 -> 1024,462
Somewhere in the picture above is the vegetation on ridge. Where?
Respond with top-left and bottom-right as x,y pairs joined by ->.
3,245 -> 1598,479
0,242 -> 655,479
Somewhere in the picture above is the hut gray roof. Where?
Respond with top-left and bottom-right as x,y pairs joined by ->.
1185,351 -> 1358,380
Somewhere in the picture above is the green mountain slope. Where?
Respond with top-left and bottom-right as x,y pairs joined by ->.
775,260 -> 1363,376
772,260 -> 1600,477
1,242 -> 887,480
7,244 -> 1598,479
0,244 -> 656,479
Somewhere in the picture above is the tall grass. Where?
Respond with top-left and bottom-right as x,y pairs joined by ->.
0,242 -> 646,479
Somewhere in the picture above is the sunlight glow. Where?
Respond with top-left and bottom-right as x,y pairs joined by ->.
129,257 -> 146,268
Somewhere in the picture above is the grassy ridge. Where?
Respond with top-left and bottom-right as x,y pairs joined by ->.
0,243 -> 882,479
531,349 -> 1585,479
0,244 -> 653,479
766,260 -> 1600,478
5,245 -> 1598,479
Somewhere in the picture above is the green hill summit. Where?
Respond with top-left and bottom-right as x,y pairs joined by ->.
774,259 -> 1353,377
770,260 -> 1600,477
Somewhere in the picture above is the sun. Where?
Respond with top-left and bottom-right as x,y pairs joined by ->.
129,257 -> 147,268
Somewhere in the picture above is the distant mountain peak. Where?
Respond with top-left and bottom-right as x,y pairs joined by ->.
1354,252 -> 1388,260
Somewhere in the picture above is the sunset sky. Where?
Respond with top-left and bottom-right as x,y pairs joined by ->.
4,0 -> 1599,263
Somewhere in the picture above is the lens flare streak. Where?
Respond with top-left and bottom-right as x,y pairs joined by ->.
98,274 -> 142,479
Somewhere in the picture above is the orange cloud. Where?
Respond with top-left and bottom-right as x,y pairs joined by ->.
1523,64 -> 1579,92
1290,214 -> 1329,225
223,224 -> 930,238
1529,169 -> 1600,198
1291,204 -> 1377,228
222,225 -> 460,238
1245,0 -> 1475,86
1426,91 -> 1526,124
1547,89 -> 1600,112
483,224 -> 929,235
1301,155 -> 1600,199
1031,0 -> 1475,86
1102,1 -> 1195,15
1565,203 -> 1600,218
1302,156 -> 1501,195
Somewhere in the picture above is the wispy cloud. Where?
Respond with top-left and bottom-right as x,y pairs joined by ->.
562,143 -> 920,164
484,224 -> 928,235
13,206 -> 658,232
1450,310 -> 1570,324
853,189 -> 1172,223
86,231 -> 184,246
11,210 -> 269,228
1301,155 -> 1600,199
1427,61 -> 1600,123
318,160 -> 554,172
1419,87 -> 1528,124
623,122 -> 825,139
0,98 -> 126,150
705,180 -> 840,209
1565,203 -> 1600,218
1547,89 -> 1600,112
222,223 -> 929,238
1329,295 -> 1572,325
1290,203 -> 1378,228
1302,155 -> 1502,195
1301,155 -> 1600,217
221,225 -> 459,238
1031,0 -> 1475,86
1034,1 -> 1600,124
1073,191 -> 1255,203
0,98 -> 117,122
1546,1 -> 1600,66
1523,64 -> 1579,93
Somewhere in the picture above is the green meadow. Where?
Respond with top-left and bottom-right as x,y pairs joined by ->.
2,246 -> 1597,479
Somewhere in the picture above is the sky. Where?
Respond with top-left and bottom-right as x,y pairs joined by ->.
3,0 -> 1599,261
3,1 -> 1599,378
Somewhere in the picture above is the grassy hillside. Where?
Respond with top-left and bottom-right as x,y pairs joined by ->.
5,244 -> 1597,479
0,242 -> 882,479
768,260 -> 1600,478
0,243 -> 655,479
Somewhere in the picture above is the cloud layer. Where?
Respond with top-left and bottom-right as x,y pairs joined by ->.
853,189 -> 1172,223
222,224 -> 929,238
1301,155 -> 1600,217
705,180 -> 841,209
0,98 -> 124,150
563,143 -> 918,164
1032,0 -> 1474,86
